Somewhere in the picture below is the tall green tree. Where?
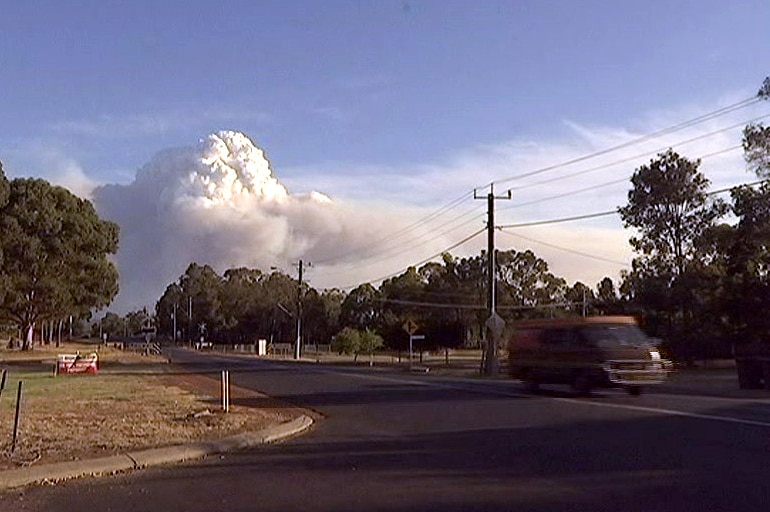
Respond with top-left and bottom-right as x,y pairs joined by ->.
724,181 -> 770,346
219,267 -> 264,342
179,263 -> 224,342
340,283 -> 381,331
619,149 -> 727,277
0,178 -> 119,349
0,164 -> 9,307
618,150 -> 728,360
497,249 -> 567,315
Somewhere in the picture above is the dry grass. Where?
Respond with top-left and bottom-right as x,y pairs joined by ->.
0,343 -> 288,471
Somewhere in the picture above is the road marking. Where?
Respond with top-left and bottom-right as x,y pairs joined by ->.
183,354 -> 770,430
303,365 -> 770,429
553,397 -> 770,429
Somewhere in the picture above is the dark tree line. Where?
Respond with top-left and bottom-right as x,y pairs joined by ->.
152,252 -> 619,352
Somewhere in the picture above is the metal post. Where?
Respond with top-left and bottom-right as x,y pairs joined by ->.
12,381 -> 22,453
409,334 -> 414,364
221,370 -> 230,413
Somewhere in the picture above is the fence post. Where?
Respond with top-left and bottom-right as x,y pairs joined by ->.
12,381 -> 23,453
0,369 -> 6,399
221,370 -> 230,413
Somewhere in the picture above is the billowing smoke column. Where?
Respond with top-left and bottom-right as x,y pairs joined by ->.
93,131 -> 387,312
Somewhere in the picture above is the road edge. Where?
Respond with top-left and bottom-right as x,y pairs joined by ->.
0,414 -> 313,492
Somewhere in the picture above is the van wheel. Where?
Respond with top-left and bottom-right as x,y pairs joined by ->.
522,369 -> 540,393
626,385 -> 642,396
571,373 -> 592,396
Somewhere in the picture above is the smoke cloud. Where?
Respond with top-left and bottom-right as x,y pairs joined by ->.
93,131 -> 435,312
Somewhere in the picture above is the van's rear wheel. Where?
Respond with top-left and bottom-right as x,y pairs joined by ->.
626,385 -> 642,396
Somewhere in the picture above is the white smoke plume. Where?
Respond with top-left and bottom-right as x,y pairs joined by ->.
93,131 -> 435,312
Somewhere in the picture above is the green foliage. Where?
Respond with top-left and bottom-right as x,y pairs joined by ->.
619,149 -> 727,276
0,177 -> 119,349
742,77 -> 770,177
0,162 -> 8,208
331,327 -> 383,361
743,124 -> 770,177
359,328 -> 384,354
331,327 -> 361,355
340,284 -> 381,330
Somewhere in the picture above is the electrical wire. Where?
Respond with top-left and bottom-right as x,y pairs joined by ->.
497,229 -> 629,267
310,92 -> 766,290
498,144 -> 744,212
312,95 -> 764,270
335,227 -> 486,290
492,96 -> 761,186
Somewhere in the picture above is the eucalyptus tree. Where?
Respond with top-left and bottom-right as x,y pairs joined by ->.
178,263 -> 224,341
219,267 -> 263,341
340,283 -> 381,331
618,150 -> 728,359
0,177 -> 119,349
379,267 -> 427,348
723,181 -> 770,347
0,164 -> 8,307
496,249 -> 567,320
619,149 -> 728,278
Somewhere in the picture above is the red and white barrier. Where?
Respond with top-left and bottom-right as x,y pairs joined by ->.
56,353 -> 99,374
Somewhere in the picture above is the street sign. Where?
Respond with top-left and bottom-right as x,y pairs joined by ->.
485,312 -> 506,337
402,319 -> 419,335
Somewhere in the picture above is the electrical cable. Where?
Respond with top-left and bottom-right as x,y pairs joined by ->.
497,229 -> 629,266
335,227 -> 486,290
492,96 -> 761,186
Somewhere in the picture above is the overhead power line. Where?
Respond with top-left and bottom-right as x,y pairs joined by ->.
335,227 -> 486,290
498,144 -> 744,213
498,229 -> 629,267
313,90 -> 766,291
492,96 -> 761,186
315,94 -> 763,270
499,210 -> 617,229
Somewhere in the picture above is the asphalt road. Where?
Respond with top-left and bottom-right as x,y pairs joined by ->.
2,348 -> 770,511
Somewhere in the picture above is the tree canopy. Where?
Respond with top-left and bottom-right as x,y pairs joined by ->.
0,176 -> 119,349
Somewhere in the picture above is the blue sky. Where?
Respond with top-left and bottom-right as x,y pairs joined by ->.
1,0 -> 770,306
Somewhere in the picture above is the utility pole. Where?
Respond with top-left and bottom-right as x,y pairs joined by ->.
474,184 -> 511,376
173,303 -> 178,343
295,260 -> 305,360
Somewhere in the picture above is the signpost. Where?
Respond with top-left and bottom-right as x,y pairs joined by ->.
403,319 -> 423,366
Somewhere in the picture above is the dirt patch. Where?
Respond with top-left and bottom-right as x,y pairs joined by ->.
0,345 -> 298,471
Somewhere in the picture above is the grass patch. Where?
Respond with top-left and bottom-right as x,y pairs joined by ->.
0,363 -> 278,470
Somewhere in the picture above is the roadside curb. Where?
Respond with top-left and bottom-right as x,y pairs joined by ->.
0,414 -> 313,492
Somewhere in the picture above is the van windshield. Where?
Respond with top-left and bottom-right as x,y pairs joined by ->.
580,324 -> 652,348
